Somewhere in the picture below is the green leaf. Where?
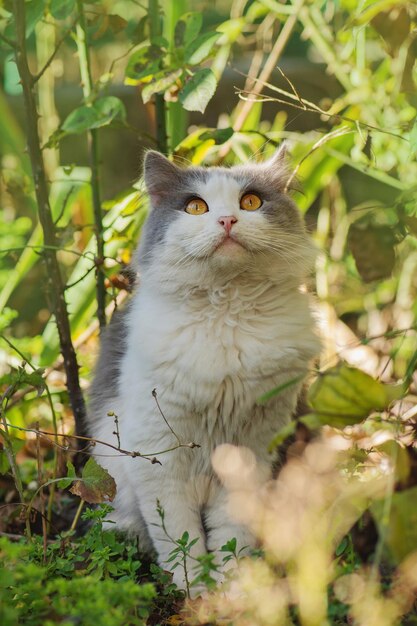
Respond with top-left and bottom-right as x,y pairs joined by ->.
0,367 -> 46,395
141,69 -> 182,104
184,32 -> 220,65
308,363 -> 406,428
61,98 -> 126,134
90,97 -> 126,128
50,0 -> 75,20
179,68 -> 217,114
175,12 -> 202,47
125,45 -> 163,81
70,457 -> 116,504
62,106 -> 98,134
199,127 -> 234,145
58,461 -> 77,489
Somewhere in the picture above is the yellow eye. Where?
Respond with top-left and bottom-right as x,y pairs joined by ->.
185,197 -> 208,215
240,193 -> 262,211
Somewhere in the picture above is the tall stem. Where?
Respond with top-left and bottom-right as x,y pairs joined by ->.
162,0 -> 187,152
148,0 -> 168,154
12,0 -> 87,437
76,0 -> 106,329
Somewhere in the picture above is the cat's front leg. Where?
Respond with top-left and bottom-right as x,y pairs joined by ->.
137,463 -> 207,591
203,484 -> 256,585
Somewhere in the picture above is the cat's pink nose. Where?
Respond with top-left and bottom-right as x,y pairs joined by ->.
218,216 -> 237,234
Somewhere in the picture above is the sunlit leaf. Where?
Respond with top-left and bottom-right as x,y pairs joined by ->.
62,106 -> 98,134
308,363 -> 406,428
179,68 -> 217,113
141,69 -> 182,104
184,32 -> 220,65
90,97 -> 126,128
70,457 -> 116,504
125,45 -> 163,81
174,12 -> 202,47
58,461 -> 77,489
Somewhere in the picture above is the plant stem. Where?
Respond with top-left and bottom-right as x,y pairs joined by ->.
76,0 -> 106,329
12,0 -> 87,438
162,0 -> 187,152
148,0 -> 168,154
1,386 -> 31,538
70,499 -> 85,532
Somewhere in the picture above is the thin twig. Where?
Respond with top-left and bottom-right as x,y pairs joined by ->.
152,388 -> 181,446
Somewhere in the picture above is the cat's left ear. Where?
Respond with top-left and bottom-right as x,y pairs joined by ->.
143,150 -> 183,207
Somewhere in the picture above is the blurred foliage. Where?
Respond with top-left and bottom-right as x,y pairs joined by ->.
0,0 -> 417,624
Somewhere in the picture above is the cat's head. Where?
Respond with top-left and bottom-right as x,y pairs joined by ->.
139,148 -> 315,285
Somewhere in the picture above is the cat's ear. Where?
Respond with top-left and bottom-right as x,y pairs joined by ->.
144,150 -> 182,207
263,141 -> 289,168
261,142 -> 291,191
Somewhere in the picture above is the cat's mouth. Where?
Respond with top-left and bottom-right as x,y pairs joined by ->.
213,234 -> 246,253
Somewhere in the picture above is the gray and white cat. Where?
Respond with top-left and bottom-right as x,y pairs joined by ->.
88,147 -> 319,589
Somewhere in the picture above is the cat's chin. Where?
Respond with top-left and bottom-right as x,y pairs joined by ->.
212,237 -> 247,260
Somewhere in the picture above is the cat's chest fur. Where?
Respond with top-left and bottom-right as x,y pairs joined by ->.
123,277 -> 316,426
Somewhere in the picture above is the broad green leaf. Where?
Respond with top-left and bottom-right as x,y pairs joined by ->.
185,32 -> 220,65
141,69 -> 182,104
50,0 -> 75,20
179,68 -> 217,114
62,106 -> 98,134
308,363 -> 406,428
175,12 -> 202,47
70,457 -> 116,504
58,461 -> 77,489
371,486 -> 417,562
125,45 -> 163,81
61,98 -> 126,134
199,127 -> 234,145
91,97 -> 126,128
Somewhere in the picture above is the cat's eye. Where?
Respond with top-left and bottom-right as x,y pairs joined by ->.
185,197 -> 208,215
240,193 -> 262,211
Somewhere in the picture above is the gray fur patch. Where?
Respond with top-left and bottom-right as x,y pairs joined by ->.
87,305 -> 129,431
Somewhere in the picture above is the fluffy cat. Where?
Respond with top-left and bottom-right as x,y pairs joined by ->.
88,147 -> 320,589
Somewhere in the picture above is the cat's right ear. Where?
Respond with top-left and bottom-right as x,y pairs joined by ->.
144,151 -> 182,208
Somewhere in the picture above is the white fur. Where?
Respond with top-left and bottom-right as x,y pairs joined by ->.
90,170 -> 319,589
